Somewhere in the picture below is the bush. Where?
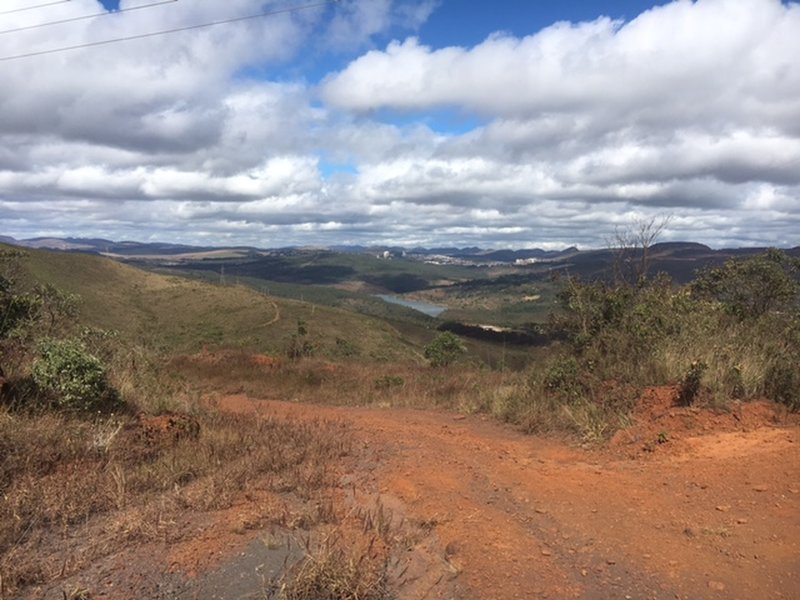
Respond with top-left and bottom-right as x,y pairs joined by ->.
32,338 -> 118,412
764,358 -> 800,411
676,360 -> 707,406
544,356 -> 584,400
692,249 -> 800,320
286,319 -> 315,360
373,375 -> 404,389
424,332 -> 466,367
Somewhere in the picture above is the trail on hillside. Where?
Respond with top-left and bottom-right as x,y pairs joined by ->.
263,297 -> 280,326
213,396 -> 800,600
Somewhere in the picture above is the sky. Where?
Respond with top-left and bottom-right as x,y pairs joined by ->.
0,0 -> 798,249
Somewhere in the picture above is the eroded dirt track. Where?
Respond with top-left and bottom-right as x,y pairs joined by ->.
219,395 -> 800,600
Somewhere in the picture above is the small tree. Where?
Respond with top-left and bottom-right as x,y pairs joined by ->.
0,250 -> 41,341
609,215 -> 671,286
424,332 -> 466,367
1,250 -> 43,391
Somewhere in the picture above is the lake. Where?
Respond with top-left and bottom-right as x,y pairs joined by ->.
376,294 -> 447,317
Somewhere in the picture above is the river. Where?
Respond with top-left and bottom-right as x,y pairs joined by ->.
376,294 -> 447,317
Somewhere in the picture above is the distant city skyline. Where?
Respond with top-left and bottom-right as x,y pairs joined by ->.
1,0 -> 798,249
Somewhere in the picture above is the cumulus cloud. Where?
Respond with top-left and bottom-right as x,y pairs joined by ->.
1,0 -> 799,248
318,0 -> 800,246
323,0 -> 800,126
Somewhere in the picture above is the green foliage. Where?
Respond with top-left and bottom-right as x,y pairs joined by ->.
0,284 -> 40,341
553,273 -> 691,352
764,357 -> 800,411
692,249 -> 800,319
1,250 -> 42,341
528,251 -> 800,441
31,338 -> 117,412
544,356 -> 585,401
32,283 -> 80,337
424,332 -> 467,367
545,249 -> 800,422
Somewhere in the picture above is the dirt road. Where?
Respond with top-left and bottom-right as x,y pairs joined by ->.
32,394 -> 798,600
215,395 -> 800,600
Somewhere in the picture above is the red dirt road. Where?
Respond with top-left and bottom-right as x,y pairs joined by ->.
219,394 -> 800,600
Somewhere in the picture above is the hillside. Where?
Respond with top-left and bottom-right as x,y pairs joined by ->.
8,244 -> 425,361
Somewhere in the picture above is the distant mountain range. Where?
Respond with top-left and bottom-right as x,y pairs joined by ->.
0,235 -> 694,260
0,235 -> 584,259
0,236 -> 254,255
2,235 -> 798,284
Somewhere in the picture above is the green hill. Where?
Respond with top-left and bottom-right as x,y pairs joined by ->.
8,245 -> 426,361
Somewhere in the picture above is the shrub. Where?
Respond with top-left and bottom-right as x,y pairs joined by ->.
424,332 -> 466,367
544,356 -> 584,401
286,320 -> 315,360
692,249 -> 800,320
373,375 -> 404,390
764,358 -> 800,411
676,360 -> 707,406
31,338 -> 118,412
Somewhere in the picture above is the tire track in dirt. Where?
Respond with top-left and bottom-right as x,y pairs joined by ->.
217,396 -> 800,600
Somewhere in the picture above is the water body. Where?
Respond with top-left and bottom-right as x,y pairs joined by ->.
376,294 -> 447,317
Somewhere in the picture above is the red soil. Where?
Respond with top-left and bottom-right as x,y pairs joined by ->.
212,393 -> 800,599
25,389 -> 799,599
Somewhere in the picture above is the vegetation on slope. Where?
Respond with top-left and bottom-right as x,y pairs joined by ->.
10,244 -> 425,361
496,249 -> 800,439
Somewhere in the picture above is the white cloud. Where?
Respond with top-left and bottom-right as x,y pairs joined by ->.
323,0 -> 800,129
315,0 -> 800,246
0,0 -> 798,248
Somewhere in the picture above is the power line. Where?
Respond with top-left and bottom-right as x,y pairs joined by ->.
0,1 -> 71,17
0,0 -> 178,37
0,0 -> 334,62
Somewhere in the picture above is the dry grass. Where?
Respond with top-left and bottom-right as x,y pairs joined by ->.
268,531 -> 392,600
169,350 -> 647,443
267,500 -> 397,600
16,246 -> 424,361
0,407 -> 350,597
171,351 -> 512,413
170,351 -> 641,444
